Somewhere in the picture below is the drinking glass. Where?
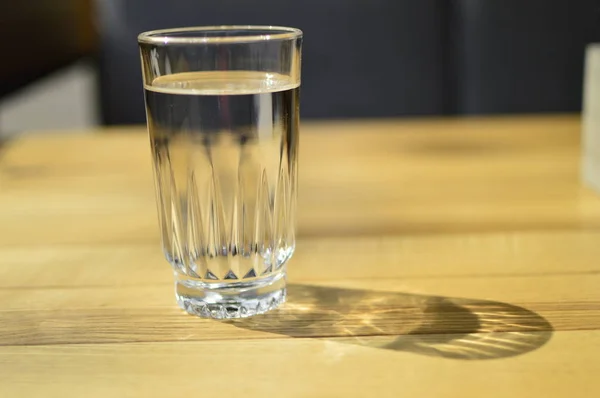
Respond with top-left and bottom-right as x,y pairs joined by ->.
138,26 -> 302,318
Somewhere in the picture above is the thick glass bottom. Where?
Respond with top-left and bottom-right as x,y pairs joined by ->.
175,271 -> 286,319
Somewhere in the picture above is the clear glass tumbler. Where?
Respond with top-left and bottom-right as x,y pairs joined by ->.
138,26 -> 302,319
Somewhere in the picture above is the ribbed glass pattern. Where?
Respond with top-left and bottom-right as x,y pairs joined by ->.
152,124 -> 297,283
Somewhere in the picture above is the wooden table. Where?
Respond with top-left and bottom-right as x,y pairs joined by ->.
1,115 -> 599,397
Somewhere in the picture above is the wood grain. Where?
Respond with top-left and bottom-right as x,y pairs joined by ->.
0,116 -> 596,246
0,332 -> 599,398
1,115 -> 599,397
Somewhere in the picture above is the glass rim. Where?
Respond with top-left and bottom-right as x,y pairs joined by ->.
138,25 -> 303,45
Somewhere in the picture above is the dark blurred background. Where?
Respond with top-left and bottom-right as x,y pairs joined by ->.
0,0 -> 598,133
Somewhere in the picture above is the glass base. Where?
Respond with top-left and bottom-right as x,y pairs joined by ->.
175,271 -> 286,319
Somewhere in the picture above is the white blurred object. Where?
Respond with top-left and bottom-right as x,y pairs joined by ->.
0,61 -> 99,137
582,43 -> 600,192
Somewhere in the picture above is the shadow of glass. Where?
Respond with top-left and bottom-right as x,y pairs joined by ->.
228,284 -> 553,360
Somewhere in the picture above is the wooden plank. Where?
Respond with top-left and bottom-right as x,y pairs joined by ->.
1,231 -> 600,346
1,231 -> 599,289
0,330 -> 598,398
0,276 -> 597,346
0,116 -> 598,397
0,116 -> 598,246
